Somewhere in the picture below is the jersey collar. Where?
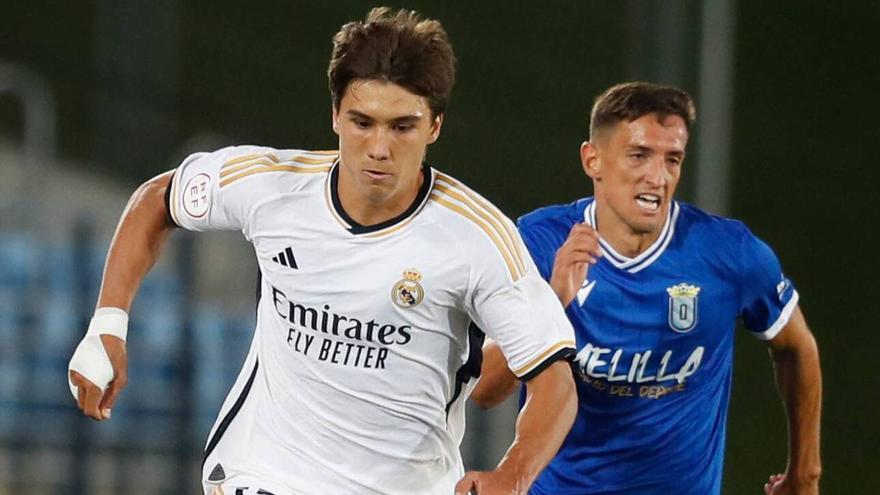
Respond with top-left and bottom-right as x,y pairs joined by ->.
325,160 -> 435,236
583,200 -> 680,273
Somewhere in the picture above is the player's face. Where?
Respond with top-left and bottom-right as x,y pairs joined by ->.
583,113 -> 688,236
333,79 -> 442,214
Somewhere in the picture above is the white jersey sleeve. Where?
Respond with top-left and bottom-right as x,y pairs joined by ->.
166,145 -> 336,236
469,240 -> 576,380
443,181 -> 575,381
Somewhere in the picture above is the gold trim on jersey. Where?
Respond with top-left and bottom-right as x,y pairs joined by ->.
432,180 -> 527,276
435,174 -> 528,274
219,152 -> 336,188
220,152 -> 336,178
429,175 -> 527,281
222,152 -> 267,168
429,193 -> 522,281
221,151 -> 339,171
512,340 -> 577,378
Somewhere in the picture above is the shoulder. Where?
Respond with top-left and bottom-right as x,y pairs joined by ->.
516,197 -> 590,251
428,170 -> 528,281
429,170 -> 515,231
674,202 -> 778,273
675,202 -> 751,243
518,197 -> 588,230
207,145 -> 337,191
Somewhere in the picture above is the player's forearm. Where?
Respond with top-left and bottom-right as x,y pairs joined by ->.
96,171 -> 175,311
495,360 -> 576,490
770,331 -> 822,485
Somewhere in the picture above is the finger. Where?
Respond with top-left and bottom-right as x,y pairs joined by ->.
98,381 -> 121,419
557,254 -> 600,272
567,228 -> 601,244
80,379 -> 104,420
98,368 -> 128,419
77,385 -> 86,411
570,223 -> 598,236
454,472 -> 479,495
558,250 -> 599,266
70,370 -> 92,410
562,235 -> 602,257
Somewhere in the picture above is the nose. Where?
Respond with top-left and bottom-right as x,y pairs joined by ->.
368,128 -> 391,162
644,157 -> 667,187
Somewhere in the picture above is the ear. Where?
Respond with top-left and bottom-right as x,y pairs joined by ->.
331,106 -> 340,135
580,141 -> 601,181
427,113 -> 444,144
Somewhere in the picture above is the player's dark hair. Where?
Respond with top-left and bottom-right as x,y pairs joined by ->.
328,7 -> 456,118
590,82 -> 696,139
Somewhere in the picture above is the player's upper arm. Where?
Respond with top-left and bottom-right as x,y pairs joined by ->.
736,225 -> 799,341
766,305 -> 817,356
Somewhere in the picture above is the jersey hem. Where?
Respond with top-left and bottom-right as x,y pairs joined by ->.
519,346 -> 576,382
754,290 -> 799,341
164,170 -> 181,228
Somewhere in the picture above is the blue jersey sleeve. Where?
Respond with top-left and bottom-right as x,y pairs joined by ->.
737,226 -> 799,340
516,221 -> 559,282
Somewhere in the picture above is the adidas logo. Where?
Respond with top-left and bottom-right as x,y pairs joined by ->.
208,463 -> 226,482
272,246 -> 298,269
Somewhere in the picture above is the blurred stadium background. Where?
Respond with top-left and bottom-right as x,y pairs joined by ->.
1,1 -> 877,493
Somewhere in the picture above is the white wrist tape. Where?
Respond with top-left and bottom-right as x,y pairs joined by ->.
86,307 -> 129,341
68,307 -> 129,400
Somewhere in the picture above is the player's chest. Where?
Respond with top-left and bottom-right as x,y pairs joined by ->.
567,262 -> 738,389
570,261 -> 738,349
249,215 -> 467,315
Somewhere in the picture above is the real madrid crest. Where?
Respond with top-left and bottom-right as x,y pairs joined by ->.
666,283 -> 701,333
392,268 -> 424,308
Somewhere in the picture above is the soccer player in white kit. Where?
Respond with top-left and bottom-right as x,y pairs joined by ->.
67,8 -> 578,494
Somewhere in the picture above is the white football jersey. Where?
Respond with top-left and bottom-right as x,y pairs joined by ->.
167,145 -> 576,495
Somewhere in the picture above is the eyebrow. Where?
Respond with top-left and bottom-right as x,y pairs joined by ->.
346,110 -> 422,125
626,145 -> 685,157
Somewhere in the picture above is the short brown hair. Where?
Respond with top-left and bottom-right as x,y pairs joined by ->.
590,82 -> 696,139
328,7 -> 456,117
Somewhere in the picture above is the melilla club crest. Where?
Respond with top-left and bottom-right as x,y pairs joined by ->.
666,283 -> 701,333
392,268 -> 424,308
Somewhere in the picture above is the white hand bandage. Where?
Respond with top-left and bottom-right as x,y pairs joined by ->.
68,307 -> 129,400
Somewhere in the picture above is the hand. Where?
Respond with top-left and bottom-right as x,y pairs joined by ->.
455,469 -> 528,495
70,334 -> 128,421
763,473 -> 819,495
549,223 -> 601,307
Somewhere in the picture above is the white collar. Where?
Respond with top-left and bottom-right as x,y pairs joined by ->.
583,200 -> 679,273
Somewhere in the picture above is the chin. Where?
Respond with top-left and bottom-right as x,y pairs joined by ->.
628,220 -> 661,236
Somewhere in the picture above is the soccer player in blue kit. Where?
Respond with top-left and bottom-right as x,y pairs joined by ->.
472,82 -> 822,494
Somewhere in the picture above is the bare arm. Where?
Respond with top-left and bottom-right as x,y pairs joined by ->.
456,359 -> 577,494
97,170 -> 176,309
70,170 -> 176,420
471,339 -> 519,409
763,306 -> 822,495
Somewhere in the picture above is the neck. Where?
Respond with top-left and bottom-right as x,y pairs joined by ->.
336,164 -> 424,227
593,201 -> 666,259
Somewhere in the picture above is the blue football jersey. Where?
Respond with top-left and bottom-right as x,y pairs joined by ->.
519,198 -> 799,495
